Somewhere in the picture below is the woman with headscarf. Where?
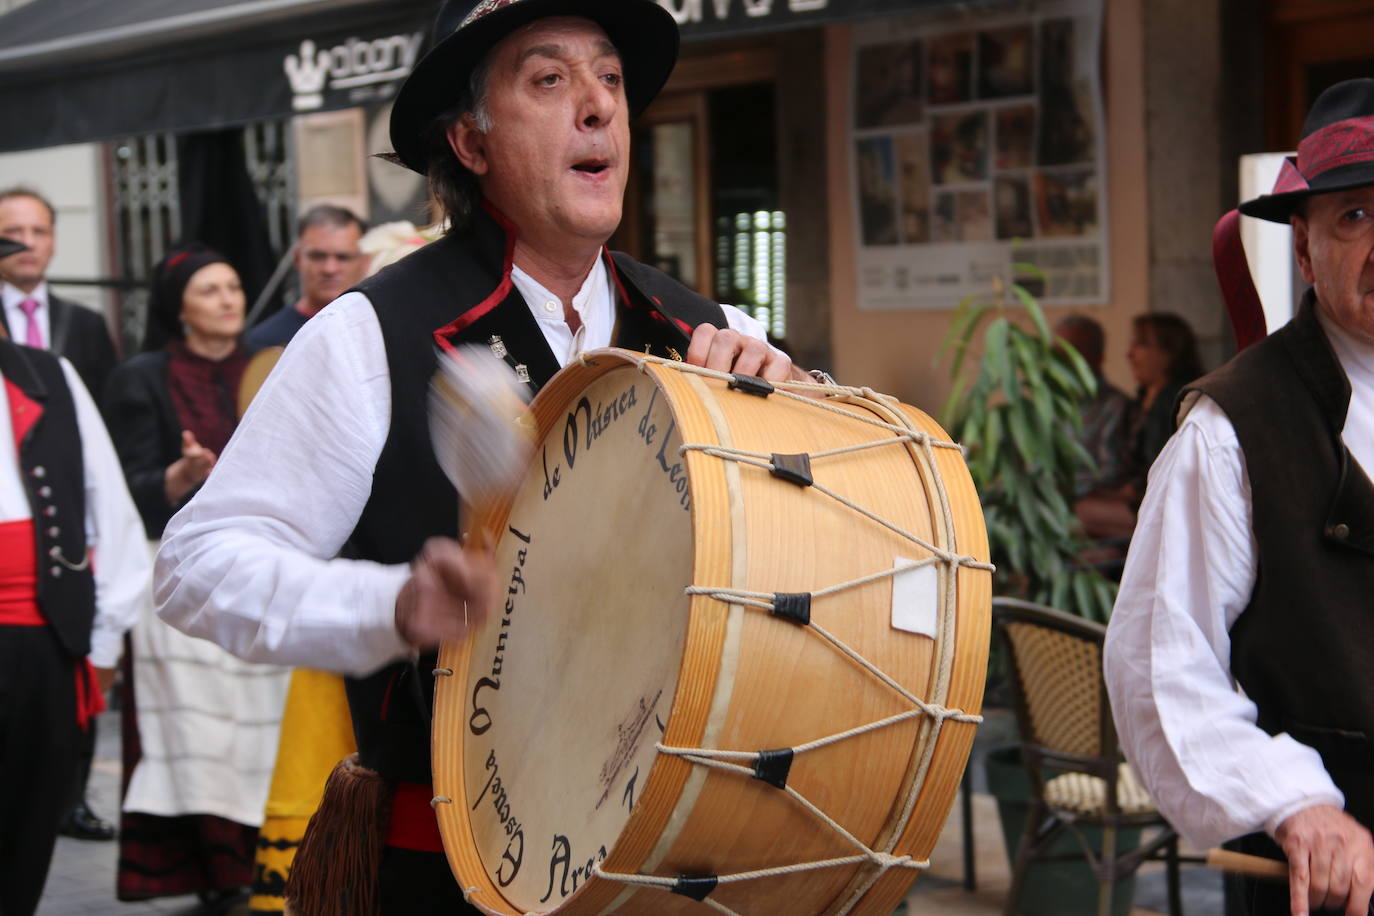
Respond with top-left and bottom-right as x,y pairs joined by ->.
102,245 -> 290,911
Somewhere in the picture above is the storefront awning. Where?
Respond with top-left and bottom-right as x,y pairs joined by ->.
0,0 -> 978,153
0,0 -> 438,152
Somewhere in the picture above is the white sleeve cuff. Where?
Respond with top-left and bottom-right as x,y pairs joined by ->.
87,627 -> 123,670
1265,792 -> 1347,839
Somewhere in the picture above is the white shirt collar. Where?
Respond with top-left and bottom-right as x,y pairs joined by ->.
1317,303 -> 1374,386
509,258 -> 614,363
2,280 -> 49,312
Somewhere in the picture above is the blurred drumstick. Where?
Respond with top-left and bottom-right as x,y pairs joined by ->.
1205,848 -> 1289,881
1208,848 -> 1374,914
428,343 -> 532,552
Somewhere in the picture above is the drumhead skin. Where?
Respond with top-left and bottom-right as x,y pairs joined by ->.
434,350 -> 991,916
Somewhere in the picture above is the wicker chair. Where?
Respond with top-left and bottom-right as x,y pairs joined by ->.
993,597 -> 1185,916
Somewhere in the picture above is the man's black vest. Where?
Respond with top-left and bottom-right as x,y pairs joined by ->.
346,204 -> 727,784
0,340 -> 96,658
1186,292 -> 1374,826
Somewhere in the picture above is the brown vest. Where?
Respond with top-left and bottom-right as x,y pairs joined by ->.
1186,292 -> 1374,825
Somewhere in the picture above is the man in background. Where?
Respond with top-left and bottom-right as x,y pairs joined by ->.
0,185 -> 122,842
0,187 -> 118,400
245,205 -> 368,352
0,234 -> 149,914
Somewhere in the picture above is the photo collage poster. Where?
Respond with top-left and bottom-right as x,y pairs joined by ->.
850,0 -> 1107,309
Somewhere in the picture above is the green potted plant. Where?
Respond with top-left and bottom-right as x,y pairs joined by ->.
941,266 -> 1135,916
939,265 -> 1115,621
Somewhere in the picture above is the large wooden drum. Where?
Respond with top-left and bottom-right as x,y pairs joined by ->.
433,349 -> 991,916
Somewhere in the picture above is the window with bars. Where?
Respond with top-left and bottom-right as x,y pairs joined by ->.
109,122 -> 294,353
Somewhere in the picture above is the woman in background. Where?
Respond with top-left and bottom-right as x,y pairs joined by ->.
1076,311 -> 1203,545
1123,312 -> 1204,489
103,245 -> 289,912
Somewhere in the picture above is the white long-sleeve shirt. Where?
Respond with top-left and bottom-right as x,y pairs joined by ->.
1104,307 -> 1374,850
0,354 -> 149,667
155,260 -> 773,677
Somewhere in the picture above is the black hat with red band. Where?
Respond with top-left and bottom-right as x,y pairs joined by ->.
1241,78 -> 1374,224
389,0 -> 680,176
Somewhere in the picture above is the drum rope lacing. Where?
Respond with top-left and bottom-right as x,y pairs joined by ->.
582,354 -> 992,915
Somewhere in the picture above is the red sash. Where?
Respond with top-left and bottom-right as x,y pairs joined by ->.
386,781 -> 445,853
0,519 -> 42,626
0,518 -> 105,728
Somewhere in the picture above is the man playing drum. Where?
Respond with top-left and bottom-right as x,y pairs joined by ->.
1105,78 -> 1374,916
154,1 -> 803,912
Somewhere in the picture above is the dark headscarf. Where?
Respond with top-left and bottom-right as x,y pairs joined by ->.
141,244 -> 232,354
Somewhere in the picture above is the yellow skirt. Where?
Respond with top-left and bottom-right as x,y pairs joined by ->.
249,669 -> 356,915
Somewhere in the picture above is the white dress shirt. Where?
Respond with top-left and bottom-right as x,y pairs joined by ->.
0,355 -> 150,668
156,262 -> 772,677
2,280 -> 51,347
1105,307 -> 1374,849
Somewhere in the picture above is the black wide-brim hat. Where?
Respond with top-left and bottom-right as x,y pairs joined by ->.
1240,78 -> 1374,223
0,237 -> 28,259
390,0 -> 680,175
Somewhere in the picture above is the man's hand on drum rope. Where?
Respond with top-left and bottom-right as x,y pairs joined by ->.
687,325 -> 808,383
394,537 -> 497,651
1275,803 -> 1374,916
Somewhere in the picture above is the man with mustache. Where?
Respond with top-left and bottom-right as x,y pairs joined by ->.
1107,79 -> 1374,916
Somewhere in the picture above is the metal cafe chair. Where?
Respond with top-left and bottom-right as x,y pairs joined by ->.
992,597 -> 1187,916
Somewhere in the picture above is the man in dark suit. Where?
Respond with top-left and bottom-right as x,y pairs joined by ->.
0,186 -> 120,842
0,187 -> 118,401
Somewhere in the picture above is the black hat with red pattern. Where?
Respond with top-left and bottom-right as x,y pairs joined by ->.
1241,78 -> 1374,223
389,0 -> 679,175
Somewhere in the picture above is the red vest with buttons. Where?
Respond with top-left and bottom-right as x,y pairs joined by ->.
0,339 -> 96,658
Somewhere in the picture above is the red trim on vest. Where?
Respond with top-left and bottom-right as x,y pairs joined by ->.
1297,116 -> 1374,181
74,658 -> 106,731
0,519 -> 42,626
432,201 -> 520,352
379,668 -> 398,721
386,781 -> 445,852
5,377 -> 42,450
604,254 -> 695,338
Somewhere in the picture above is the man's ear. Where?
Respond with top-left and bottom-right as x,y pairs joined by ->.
1292,212 -> 1315,285
449,116 -> 488,176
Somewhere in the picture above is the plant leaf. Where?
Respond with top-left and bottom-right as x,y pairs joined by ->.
1058,338 -> 1098,392
1012,282 -> 1052,341
985,318 -> 1016,405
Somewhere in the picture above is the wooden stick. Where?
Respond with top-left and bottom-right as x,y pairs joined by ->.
1206,848 -> 1289,882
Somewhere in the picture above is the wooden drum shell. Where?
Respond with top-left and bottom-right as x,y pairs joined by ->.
434,350 -> 990,916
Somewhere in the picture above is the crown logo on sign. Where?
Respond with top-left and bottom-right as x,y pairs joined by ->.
285,39 -> 330,109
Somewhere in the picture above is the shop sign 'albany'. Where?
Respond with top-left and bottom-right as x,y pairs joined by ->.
285,31 -> 426,112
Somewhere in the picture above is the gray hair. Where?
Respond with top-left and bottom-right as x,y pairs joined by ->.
297,203 -> 368,238
426,56 -> 494,230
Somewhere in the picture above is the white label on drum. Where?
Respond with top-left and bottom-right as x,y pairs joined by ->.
891,557 -> 938,637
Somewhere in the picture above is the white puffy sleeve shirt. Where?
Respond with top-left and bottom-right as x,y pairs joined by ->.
1105,310 -> 1374,849
0,356 -> 148,668
156,269 -> 773,678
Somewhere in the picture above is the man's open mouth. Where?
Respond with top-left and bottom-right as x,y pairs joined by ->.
571,159 -> 610,174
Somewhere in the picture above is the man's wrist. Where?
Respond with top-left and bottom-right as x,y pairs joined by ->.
1267,796 -> 1347,839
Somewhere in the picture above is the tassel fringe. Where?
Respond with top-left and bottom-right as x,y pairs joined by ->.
285,754 -> 392,916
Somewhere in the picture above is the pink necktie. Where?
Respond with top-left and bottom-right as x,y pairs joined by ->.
18,299 -> 43,348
